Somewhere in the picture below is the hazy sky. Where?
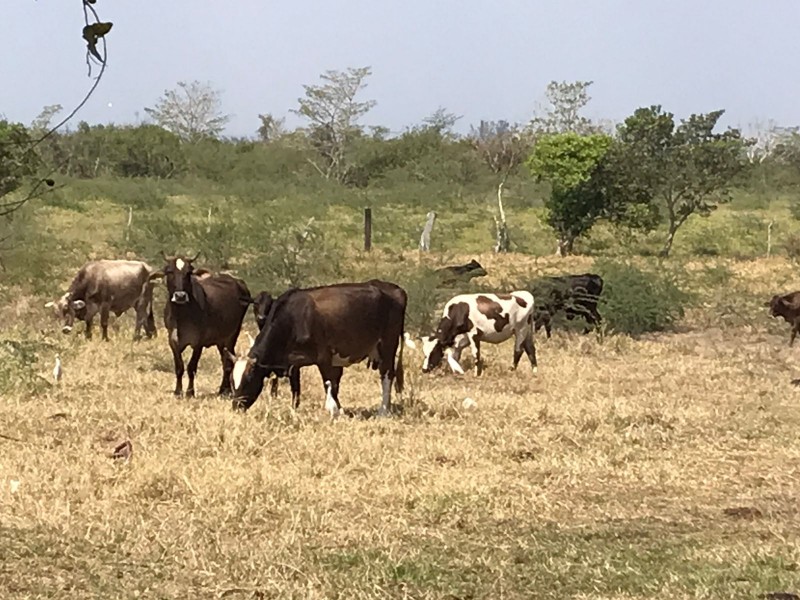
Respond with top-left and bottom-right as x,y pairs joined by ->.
3,1 -> 799,137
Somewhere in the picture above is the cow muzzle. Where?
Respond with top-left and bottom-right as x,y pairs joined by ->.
61,325 -> 73,334
171,291 -> 189,305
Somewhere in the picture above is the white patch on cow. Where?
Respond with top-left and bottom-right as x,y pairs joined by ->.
445,347 -> 465,375
421,336 -> 438,370
232,358 -> 248,390
71,299 -> 86,310
175,258 -> 185,270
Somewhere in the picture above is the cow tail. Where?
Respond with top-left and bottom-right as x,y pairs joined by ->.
394,332 -> 405,394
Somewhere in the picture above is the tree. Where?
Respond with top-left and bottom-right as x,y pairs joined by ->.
292,66 -> 376,182
422,107 -> 461,138
0,122 -> 39,204
614,106 -> 746,256
527,132 -> 612,255
530,80 -> 599,135
469,120 -> 530,176
256,113 -> 286,143
145,80 -> 230,143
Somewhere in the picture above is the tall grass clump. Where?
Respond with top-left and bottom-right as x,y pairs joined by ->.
594,259 -> 692,335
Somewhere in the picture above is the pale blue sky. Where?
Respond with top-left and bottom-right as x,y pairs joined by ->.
2,1 -> 798,137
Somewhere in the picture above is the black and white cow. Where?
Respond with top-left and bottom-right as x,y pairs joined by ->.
422,291 -> 537,376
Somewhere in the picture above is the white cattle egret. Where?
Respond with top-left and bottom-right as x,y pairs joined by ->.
53,354 -> 63,385
324,380 -> 340,420
462,397 -> 477,410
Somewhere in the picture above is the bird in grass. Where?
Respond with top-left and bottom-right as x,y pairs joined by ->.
324,380 -> 340,420
52,354 -> 63,385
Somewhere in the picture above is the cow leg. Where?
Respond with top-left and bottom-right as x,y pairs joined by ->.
217,344 -> 234,396
171,346 -> 185,397
468,335 -> 482,376
186,346 -> 203,398
100,305 -> 111,341
83,305 -> 99,340
791,324 -> 798,347
270,376 -> 280,399
290,367 -> 302,408
514,331 -> 538,373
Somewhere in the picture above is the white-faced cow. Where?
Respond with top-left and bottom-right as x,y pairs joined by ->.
422,291 -> 537,376
767,291 -> 800,346
231,280 -> 409,415
45,259 -> 156,341
152,254 -> 252,397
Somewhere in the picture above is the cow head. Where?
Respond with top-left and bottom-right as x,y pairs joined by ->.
422,335 -> 444,372
252,291 -> 274,330
767,295 -> 787,318
156,252 -> 202,307
229,333 -> 270,410
465,259 -> 487,278
45,292 -> 87,334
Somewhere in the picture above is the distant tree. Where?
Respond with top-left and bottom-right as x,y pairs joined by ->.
0,122 -> 41,216
292,66 -> 376,182
614,106 -> 746,256
526,132 -> 612,255
422,107 -> 462,138
145,80 -> 230,143
30,105 -> 63,134
256,113 -> 286,143
470,120 -> 530,176
530,80 -> 599,135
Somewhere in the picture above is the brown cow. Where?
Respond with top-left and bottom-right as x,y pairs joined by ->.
45,259 -> 156,341
767,291 -> 800,346
152,254 -> 252,397
231,280 -> 409,415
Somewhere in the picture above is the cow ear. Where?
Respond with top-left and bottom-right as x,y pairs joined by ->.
191,276 -> 207,311
148,271 -> 164,281
71,299 -> 86,310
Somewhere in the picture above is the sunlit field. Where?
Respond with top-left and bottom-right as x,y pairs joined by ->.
2,253 -> 800,599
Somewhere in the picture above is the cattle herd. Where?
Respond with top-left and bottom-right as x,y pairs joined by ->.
44,255 -> 799,416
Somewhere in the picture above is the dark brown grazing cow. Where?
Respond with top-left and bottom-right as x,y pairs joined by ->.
152,254 -> 252,397
530,273 -> 604,338
231,280 -> 408,415
45,259 -> 156,341
436,259 -> 488,285
767,291 -> 800,346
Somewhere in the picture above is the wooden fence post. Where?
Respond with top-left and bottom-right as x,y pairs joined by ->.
420,211 -> 436,251
364,207 -> 372,251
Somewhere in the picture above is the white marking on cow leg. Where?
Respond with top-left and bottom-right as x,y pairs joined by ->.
175,258 -> 185,270
379,373 -> 392,415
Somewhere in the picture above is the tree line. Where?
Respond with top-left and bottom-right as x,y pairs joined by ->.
3,71 -> 800,257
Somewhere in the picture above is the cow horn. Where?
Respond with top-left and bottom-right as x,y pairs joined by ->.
160,250 -> 169,261
189,251 -> 201,262
44,301 -> 55,308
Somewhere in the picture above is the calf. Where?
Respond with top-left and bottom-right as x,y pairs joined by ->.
231,280 -> 408,415
422,291 -> 537,376
153,253 -> 252,397
252,291 -> 274,331
767,291 -> 800,346
436,259 -> 488,285
531,273 -> 603,338
45,259 -> 156,341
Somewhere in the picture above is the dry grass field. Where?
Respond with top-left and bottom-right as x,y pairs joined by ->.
2,254 -> 800,599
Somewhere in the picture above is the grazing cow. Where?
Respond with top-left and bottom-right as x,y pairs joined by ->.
767,291 -> 800,346
422,291 -> 537,376
436,259 -> 488,285
45,259 -> 156,341
153,254 -> 252,397
252,291 -> 275,331
530,273 -> 603,338
231,280 -> 408,415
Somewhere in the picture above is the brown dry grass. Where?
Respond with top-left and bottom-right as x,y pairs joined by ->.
2,254 -> 800,599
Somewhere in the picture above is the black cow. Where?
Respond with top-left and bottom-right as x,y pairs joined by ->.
231,280 -> 408,415
152,254 -> 252,397
436,259 -> 488,285
767,291 -> 800,346
531,273 -> 604,338
252,291 -> 274,331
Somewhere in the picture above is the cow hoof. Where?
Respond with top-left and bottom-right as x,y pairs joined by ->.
186,390 -> 195,398
173,391 -> 183,398
376,407 -> 392,418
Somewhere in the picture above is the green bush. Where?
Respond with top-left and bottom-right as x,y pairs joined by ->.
594,259 -> 692,335
0,339 -> 51,396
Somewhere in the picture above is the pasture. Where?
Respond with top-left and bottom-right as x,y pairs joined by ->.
3,251 -> 800,599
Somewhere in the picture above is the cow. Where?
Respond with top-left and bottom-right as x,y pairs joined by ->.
436,259 -> 488,285
151,253 -> 252,397
231,280 -> 409,415
252,291 -> 274,331
530,273 -> 603,338
421,291 -> 537,376
45,259 -> 156,341
767,291 -> 800,346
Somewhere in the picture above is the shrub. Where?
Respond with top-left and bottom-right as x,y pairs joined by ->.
784,232 -> 800,261
0,339 -> 51,396
593,259 -> 692,335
